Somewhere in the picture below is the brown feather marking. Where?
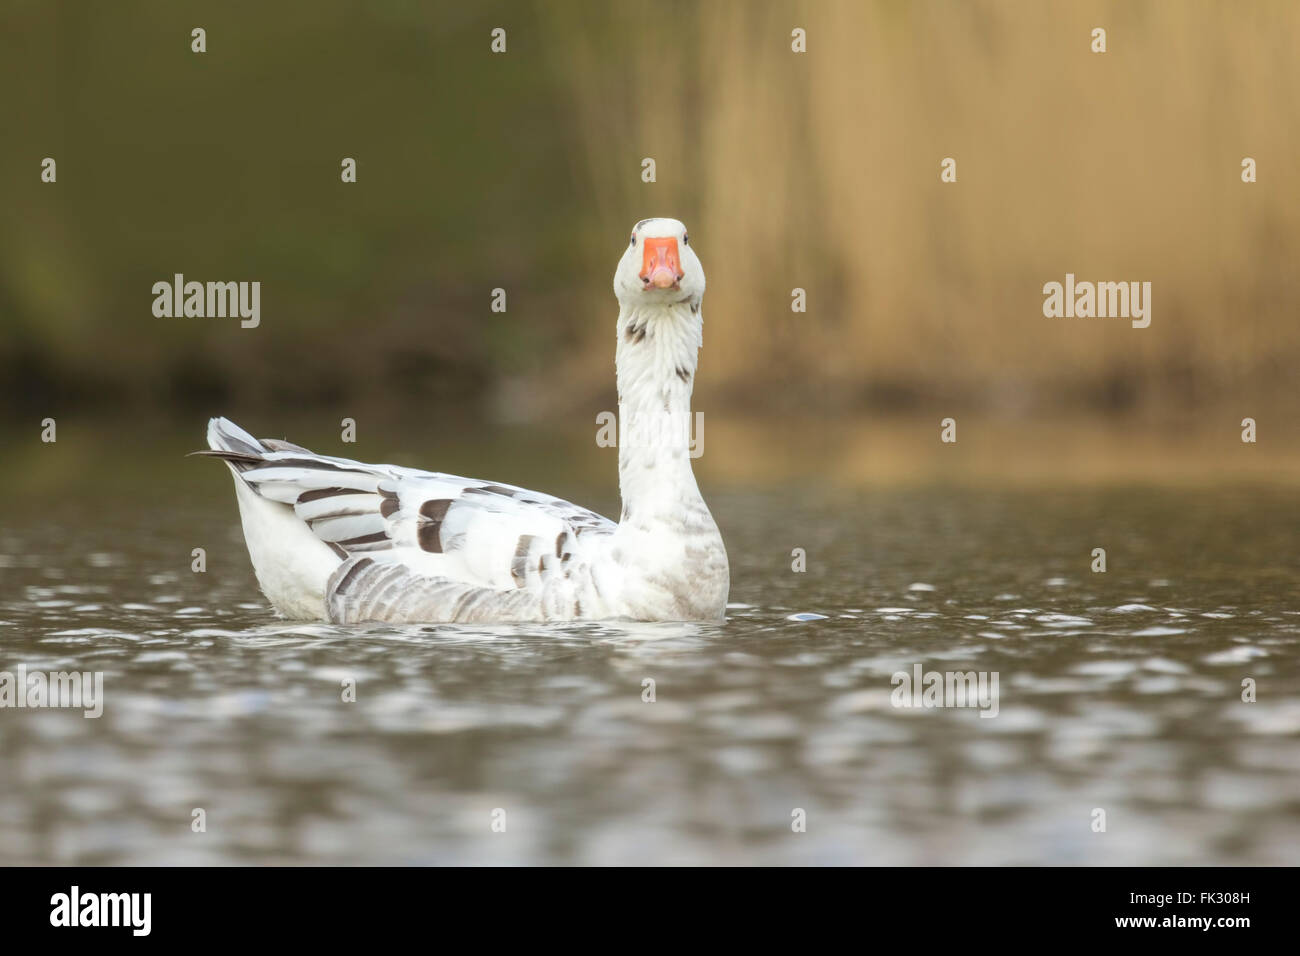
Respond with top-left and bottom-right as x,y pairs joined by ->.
463,484 -> 516,497
417,498 -> 455,553
338,531 -> 389,548
420,499 -> 453,520
191,449 -> 262,467
250,457 -> 360,474
418,525 -> 442,553
261,438 -> 313,453
511,534 -> 537,587
298,486 -> 372,504
379,497 -> 399,519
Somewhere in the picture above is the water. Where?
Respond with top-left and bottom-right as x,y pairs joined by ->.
2,429 -> 1299,864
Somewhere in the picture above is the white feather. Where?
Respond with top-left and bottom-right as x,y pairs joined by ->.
205,218 -> 728,623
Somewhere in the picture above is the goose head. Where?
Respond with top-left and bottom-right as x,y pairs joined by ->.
614,217 -> 705,307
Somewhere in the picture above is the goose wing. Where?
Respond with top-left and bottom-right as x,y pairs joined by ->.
203,417 -> 616,620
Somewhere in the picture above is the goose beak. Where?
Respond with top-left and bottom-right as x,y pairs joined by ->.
640,237 -> 683,290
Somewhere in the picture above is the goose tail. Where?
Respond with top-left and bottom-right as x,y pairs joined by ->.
193,417 -> 267,473
196,416 -> 339,619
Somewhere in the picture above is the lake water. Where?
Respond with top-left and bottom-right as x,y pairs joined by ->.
1,421 -> 1298,864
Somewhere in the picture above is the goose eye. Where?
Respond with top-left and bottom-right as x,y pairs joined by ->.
683,233 -> 689,245
630,235 -> 635,246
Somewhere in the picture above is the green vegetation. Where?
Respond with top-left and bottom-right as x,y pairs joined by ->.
2,1 -> 1297,422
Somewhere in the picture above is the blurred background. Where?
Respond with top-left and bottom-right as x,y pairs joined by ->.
2,0 -> 1298,458
3,0 -> 1300,867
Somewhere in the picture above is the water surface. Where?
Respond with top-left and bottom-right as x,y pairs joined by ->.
1,427 -> 1298,864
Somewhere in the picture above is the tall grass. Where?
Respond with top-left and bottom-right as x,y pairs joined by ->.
541,0 -> 1300,416
1,1 -> 1295,421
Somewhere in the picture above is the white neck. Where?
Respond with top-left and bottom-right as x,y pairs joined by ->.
613,299 -> 705,524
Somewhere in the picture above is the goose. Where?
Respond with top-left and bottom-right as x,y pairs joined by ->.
200,217 -> 729,623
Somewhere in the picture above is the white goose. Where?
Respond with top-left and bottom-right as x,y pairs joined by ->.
202,218 -> 729,623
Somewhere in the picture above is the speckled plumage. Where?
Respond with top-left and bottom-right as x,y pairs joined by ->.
203,218 -> 729,623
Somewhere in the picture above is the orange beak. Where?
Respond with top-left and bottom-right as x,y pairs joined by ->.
639,237 -> 683,289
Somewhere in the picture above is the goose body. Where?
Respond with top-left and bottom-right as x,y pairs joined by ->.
203,218 -> 729,623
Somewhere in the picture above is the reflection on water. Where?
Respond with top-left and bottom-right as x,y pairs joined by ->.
1,441 -> 1299,864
